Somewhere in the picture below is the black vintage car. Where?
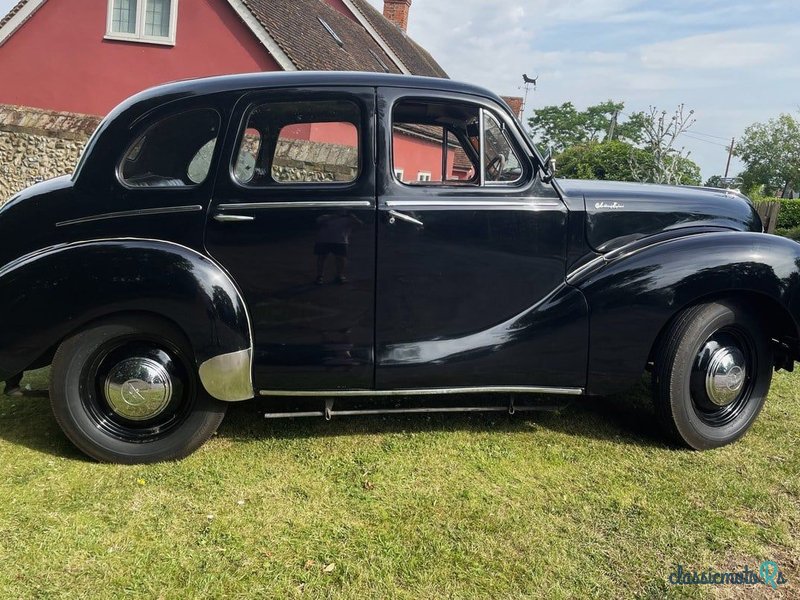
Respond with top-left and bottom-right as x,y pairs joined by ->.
1,72 -> 798,463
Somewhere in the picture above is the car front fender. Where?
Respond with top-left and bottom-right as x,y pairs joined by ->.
575,231 -> 800,396
0,238 -> 253,401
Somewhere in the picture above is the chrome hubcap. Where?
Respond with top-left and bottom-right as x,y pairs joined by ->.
104,357 -> 173,421
704,346 -> 747,407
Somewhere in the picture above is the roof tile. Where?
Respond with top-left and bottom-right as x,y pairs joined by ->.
242,0 -> 403,74
346,0 -> 448,78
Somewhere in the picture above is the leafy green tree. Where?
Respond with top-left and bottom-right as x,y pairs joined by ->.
528,100 -> 642,153
556,141 -> 701,185
735,113 -> 800,197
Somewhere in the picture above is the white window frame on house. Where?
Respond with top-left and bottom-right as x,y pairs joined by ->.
105,0 -> 179,46
417,172 -> 432,182
394,168 -> 405,182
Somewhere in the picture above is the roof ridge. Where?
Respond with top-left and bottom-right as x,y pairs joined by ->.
343,0 -> 409,73
343,0 -> 448,78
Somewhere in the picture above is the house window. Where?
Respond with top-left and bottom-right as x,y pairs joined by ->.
417,172 -> 432,182
394,168 -> 405,182
106,0 -> 179,45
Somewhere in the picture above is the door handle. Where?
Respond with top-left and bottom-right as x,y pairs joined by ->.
388,210 -> 424,227
214,214 -> 255,223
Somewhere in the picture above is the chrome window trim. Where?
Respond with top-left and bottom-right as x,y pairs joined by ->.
56,205 -> 204,228
483,110 -> 525,188
479,107 -> 486,186
260,386 -> 584,397
218,201 -> 373,211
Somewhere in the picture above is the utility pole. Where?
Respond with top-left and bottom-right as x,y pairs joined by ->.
724,137 -> 735,178
607,110 -> 619,141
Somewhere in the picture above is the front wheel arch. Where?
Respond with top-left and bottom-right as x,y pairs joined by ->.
647,290 -> 798,373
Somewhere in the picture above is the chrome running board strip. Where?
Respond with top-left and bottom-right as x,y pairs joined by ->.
264,396 -> 571,420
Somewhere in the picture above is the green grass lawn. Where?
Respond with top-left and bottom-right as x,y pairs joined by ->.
0,368 -> 797,599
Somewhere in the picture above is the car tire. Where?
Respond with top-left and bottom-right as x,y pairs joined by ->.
50,315 -> 227,463
652,300 -> 772,450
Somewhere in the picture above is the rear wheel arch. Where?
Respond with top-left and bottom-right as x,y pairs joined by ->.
0,239 -> 254,400
49,313 -> 228,463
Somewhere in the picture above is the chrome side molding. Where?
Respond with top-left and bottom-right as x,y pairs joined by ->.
56,205 -> 203,228
218,201 -> 372,210
259,385 -> 584,397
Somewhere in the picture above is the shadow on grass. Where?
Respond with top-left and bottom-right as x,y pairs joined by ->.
0,377 -> 668,460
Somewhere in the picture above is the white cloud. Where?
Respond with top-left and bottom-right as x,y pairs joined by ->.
640,28 -> 789,70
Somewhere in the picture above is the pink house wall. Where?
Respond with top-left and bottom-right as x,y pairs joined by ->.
0,0 -> 280,116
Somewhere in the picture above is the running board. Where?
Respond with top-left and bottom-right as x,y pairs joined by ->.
264,396 -> 570,420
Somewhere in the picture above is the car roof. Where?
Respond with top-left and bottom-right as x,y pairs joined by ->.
113,71 -> 507,119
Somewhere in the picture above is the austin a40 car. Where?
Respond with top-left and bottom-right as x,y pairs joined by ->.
1,72 -> 799,462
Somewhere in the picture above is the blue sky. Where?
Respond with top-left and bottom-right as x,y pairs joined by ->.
2,0 -> 797,179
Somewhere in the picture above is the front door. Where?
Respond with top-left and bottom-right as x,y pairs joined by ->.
206,88 -> 377,392
375,89 -> 588,391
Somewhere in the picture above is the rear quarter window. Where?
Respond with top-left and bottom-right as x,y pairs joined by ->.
119,109 -> 220,188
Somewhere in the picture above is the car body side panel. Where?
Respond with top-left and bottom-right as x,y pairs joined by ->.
578,232 -> 800,395
374,86 -> 588,390
0,239 -> 252,393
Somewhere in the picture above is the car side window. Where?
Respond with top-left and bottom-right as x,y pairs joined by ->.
482,112 -> 523,184
120,109 -> 220,188
392,99 -> 525,187
233,99 -> 360,186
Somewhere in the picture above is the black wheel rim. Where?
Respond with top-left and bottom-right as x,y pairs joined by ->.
689,326 -> 756,427
80,336 -> 195,443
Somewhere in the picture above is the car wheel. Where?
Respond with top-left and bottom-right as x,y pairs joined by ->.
652,300 -> 772,450
50,315 -> 227,463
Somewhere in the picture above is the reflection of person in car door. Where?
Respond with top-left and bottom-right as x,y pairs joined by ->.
314,211 -> 363,284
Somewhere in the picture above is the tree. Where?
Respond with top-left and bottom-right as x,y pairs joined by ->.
705,175 -> 723,188
629,104 -> 698,185
556,141 -> 647,181
528,100 -> 643,153
557,140 -> 701,185
735,113 -> 800,197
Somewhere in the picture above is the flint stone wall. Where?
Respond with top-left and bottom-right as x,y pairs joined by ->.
0,105 -> 101,203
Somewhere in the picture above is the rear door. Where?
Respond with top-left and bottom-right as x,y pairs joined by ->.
375,88 -> 588,391
206,88 -> 377,392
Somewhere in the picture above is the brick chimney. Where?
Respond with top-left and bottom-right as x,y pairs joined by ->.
383,0 -> 412,32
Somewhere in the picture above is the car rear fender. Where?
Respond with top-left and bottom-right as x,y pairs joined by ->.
0,238 -> 253,401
